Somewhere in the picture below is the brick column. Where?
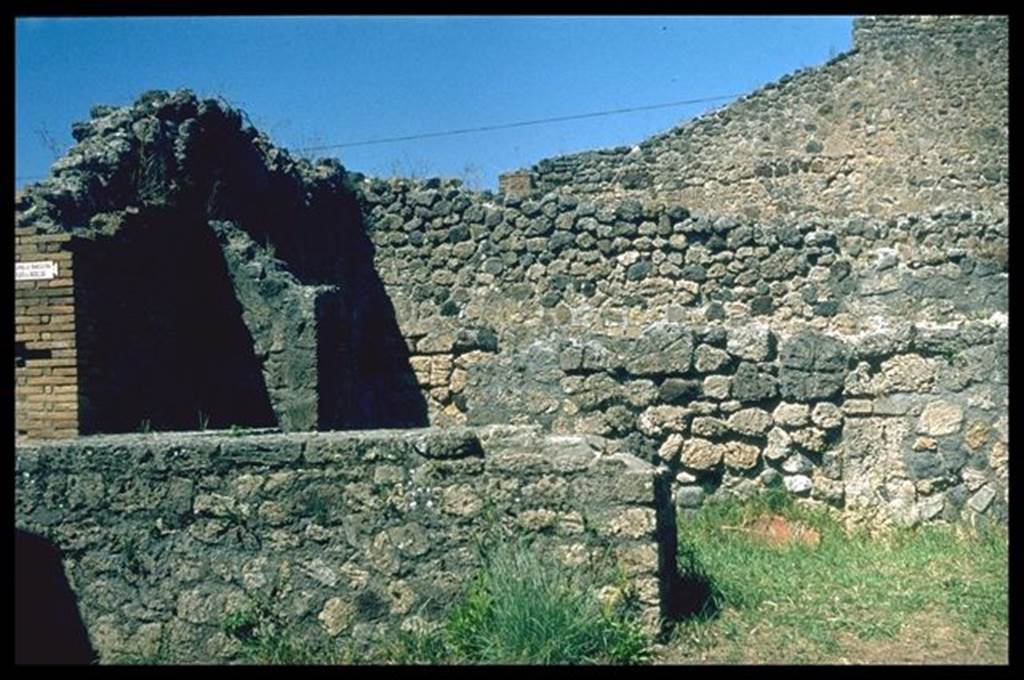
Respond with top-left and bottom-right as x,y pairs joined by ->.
15,229 -> 79,440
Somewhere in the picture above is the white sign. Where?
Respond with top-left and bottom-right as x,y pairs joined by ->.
15,261 -> 58,281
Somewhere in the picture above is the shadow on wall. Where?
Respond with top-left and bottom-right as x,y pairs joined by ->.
196,132 -> 430,430
316,213 -> 429,430
73,208 -> 278,433
15,529 -> 97,665
71,157 -> 427,433
655,474 -> 721,625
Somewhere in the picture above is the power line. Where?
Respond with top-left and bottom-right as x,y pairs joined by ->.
293,92 -> 743,152
15,91 -> 743,180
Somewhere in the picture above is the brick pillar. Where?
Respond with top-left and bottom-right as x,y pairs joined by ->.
15,229 -> 79,440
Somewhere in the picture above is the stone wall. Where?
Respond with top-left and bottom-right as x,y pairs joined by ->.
15,427 -> 677,663
354,174 -> 1008,527
512,16 -> 1007,221
11,15 -> 1011,663
14,80 -> 1008,527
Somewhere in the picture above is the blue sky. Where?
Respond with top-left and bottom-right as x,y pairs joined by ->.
15,16 -> 855,191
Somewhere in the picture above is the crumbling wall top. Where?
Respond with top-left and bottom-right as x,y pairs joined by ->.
852,15 -> 1008,53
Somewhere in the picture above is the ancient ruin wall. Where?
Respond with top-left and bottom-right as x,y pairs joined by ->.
357,178 -> 1008,528
15,91 -> 427,437
513,16 -> 1008,221
15,427 -> 675,663
12,16 -> 1010,665
14,79 -> 1008,528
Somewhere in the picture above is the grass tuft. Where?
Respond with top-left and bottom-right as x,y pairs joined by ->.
383,539 -> 650,665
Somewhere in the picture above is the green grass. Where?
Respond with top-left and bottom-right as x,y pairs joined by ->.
379,539 -> 651,665
667,491 -> 1008,664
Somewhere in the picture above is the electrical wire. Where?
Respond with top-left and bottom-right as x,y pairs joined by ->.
16,90 -> 743,180
293,92 -> 742,152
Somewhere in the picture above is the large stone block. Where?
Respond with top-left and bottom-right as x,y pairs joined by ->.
779,331 -> 849,401
727,407 -> 773,436
780,331 -> 848,372
624,323 -> 693,375
903,451 -> 944,480
726,325 -> 776,362
722,441 -> 760,470
773,402 -> 810,428
693,344 -> 731,373
731,362 -> 778,402
917,400 -> 964,436
680,438 -> 723,470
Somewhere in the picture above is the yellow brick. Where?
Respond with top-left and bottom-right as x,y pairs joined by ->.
34,375 -> 76,386
29,233 -> 72,243
32,429 -> 79,439
41,323 -> 76,333
44,401 -> 77,413
46,411 -> 80,421
18,250 -> 72,262
33,410 -> 77,421
17,288 -> 70,299
23,305 -> 74,315
22,358 -> 76,368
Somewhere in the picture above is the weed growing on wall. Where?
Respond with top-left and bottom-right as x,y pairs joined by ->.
221,592 -> 336,665
381,538 -> 651,665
